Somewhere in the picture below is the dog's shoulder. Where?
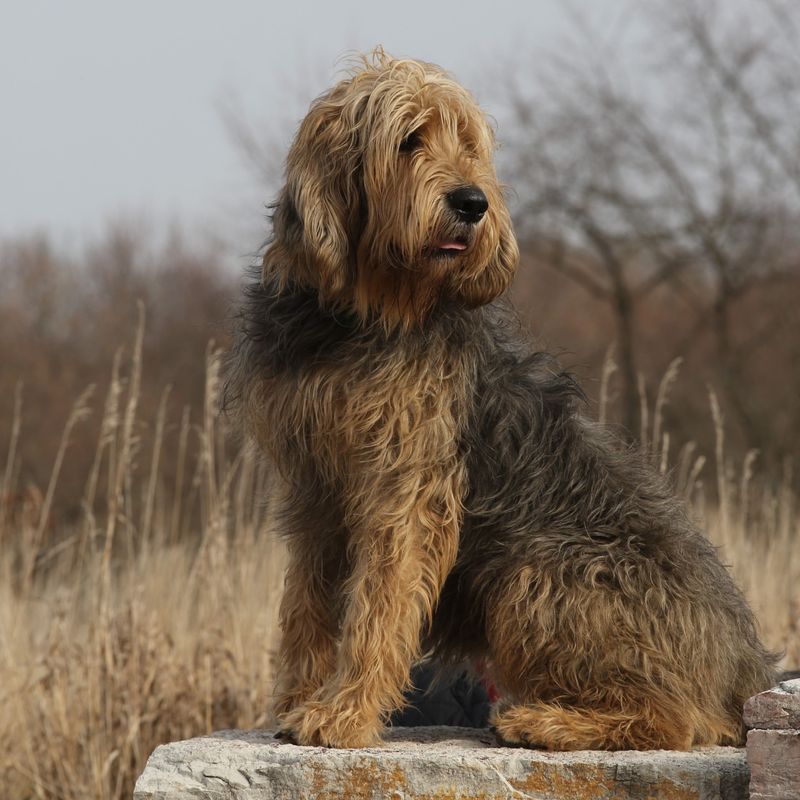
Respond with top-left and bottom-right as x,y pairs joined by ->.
469,302 -> 585,420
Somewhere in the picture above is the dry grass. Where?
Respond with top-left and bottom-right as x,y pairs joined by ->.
0,327 -> 797,800
0,314 -> 285,799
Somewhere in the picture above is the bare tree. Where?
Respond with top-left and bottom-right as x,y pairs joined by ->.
502,0 -> 800,442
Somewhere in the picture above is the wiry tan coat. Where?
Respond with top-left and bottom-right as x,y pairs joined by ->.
226,51 -> 776,751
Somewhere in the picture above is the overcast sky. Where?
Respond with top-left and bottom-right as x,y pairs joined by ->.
1,1 -> 631,251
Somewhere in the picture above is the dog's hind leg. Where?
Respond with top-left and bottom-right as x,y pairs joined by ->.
491,699 -> 693,751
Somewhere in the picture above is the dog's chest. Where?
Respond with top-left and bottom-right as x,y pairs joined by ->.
265,336 -> 472,479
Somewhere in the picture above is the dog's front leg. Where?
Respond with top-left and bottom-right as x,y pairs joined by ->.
272,536 -> 340,722
280,465 -> 463,748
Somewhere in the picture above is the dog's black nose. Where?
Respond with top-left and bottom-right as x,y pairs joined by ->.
446,186 -> 488,224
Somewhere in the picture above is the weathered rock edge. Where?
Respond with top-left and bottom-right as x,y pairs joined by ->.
744,678 -> 800,799
133,727 -> 749,800
743,677 -> 800,730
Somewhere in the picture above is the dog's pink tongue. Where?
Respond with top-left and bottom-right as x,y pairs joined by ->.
437,240 -> 467,251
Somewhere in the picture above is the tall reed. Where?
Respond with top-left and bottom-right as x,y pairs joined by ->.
0,315 -> 285,799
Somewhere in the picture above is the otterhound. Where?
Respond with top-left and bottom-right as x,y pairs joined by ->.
226,50 -> 775,751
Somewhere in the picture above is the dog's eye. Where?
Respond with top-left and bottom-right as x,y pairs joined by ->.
399,131 -> 422,153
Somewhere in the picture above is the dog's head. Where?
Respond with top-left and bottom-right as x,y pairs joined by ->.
265,49 -> 519,329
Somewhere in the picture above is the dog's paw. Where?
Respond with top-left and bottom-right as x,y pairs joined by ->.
490,708 -> 546,749
491,725 -> 538,748
279,697 -> 382,748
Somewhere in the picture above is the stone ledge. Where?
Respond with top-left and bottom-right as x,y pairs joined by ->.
746,729 -> 800,800
744,679 -> 800,799
133,727 -> 749,800
743,678 -> 800,730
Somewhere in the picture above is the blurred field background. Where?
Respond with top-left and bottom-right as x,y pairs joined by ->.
2,2 -> 799,798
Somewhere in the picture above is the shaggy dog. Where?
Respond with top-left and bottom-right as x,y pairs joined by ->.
226,50 -> 775,750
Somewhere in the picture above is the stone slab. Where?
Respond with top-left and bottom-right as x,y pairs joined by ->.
133,727 -> 749,800
743,678 -> 800,731
746,728 -> 800,800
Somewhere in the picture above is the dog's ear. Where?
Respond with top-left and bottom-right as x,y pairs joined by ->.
265,95 -> 364,302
